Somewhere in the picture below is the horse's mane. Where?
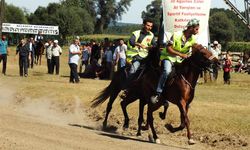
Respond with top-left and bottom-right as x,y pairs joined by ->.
143,46 -> 161,69
175,44 -> 208,76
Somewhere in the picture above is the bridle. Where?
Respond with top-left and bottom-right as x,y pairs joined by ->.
180,47 -> 215,89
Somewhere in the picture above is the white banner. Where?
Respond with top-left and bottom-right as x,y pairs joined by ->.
2,23 -> 59,35
162,0 -> 211,46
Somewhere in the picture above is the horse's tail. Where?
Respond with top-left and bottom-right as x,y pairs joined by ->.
91,83 -> 112,108
91,72 -> 120,108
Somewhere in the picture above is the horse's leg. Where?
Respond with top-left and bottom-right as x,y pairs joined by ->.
120,95 -> 137,129
39,54 -> 42,65
36,54 -> 39,65
136,99 -> 147,136
34,54 -> 37,64
147,104 -> 161,144
159,101 -> 169,120
182,102 -> 194,144
103,89 -> 120,128
165,102 -> 186,133
166,101 -> 194,144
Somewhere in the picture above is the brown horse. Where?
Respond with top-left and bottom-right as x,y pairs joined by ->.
34,41 -> 45,65
119,44 -> 218,144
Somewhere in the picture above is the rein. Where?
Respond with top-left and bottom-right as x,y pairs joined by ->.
179,49 -> 215,90
181,74 -> 194,89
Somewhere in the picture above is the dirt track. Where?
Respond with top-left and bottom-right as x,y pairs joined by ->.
0,84 -> 190,150
0,79 -> 249,150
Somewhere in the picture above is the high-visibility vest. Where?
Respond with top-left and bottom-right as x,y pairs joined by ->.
160,31 -> 196,63
126,30 -> 154,62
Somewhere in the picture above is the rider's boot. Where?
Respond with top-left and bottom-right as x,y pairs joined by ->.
151,93 -> 169,106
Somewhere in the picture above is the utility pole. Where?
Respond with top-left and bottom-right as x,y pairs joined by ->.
0,0 -> 5,38
224,0 -> 250,29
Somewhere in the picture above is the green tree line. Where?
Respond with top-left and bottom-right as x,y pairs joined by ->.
3,0 -> 132,41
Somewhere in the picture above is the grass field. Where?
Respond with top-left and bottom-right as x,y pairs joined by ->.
1,46 -> 250,149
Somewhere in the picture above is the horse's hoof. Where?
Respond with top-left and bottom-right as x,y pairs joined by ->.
159,112 -> 166,120
136,132 -> 142,136
123,124 -> 129,129
123,125 -> 129,131
141,125 -> 149,131
102,121 -> 107,129
155,138 -> 161,144
188,139 -> 196,145
148,134 -> 154,143
165,124 -> 174,132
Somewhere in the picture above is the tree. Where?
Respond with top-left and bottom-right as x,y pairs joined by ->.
61,0 -> 96,17
27,1 -> 95,41
5,4 -> 28,23
94,0 -> 132,33
224,9 -> 250,41
141,0 -> 162,35
53,6 -> 94,41
28,6 -> 50,25
209,11 -> 234,47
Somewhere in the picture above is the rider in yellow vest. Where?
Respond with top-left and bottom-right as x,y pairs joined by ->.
151,18 -> 200,103
126,19 -> 156,77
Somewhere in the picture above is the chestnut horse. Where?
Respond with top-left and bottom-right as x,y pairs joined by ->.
34,41 -> 44,65
120,44 -> 218,144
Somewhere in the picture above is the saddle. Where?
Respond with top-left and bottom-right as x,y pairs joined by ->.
121,61 -> 147,90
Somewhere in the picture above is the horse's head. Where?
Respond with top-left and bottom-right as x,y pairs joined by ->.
189,44 -> 218,70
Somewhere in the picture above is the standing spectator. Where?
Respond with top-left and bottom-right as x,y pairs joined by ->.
114,39 -> 127,70
101,38 -> 110,65
51,40 -> 62,75
210,40 -> 221,80
223,52 -> 232,84
104,44 -> 113,79
90,40 -> 101,64
0,35 -> 9,75
69,39 -> 81,83
16,39 -> 31,77
80,43 -> 90,73
27,37 -> 35,69
45,40 -> 53,74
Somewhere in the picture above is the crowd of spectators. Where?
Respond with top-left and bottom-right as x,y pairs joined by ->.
78,38 -> 127,81
1,34 -> 249,85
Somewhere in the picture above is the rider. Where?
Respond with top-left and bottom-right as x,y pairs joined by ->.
126,19 -> 156,82
151,18 -> 200,103
34,31 -> 44,44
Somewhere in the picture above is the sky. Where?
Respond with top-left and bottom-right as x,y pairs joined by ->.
6,0 -> 244,24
